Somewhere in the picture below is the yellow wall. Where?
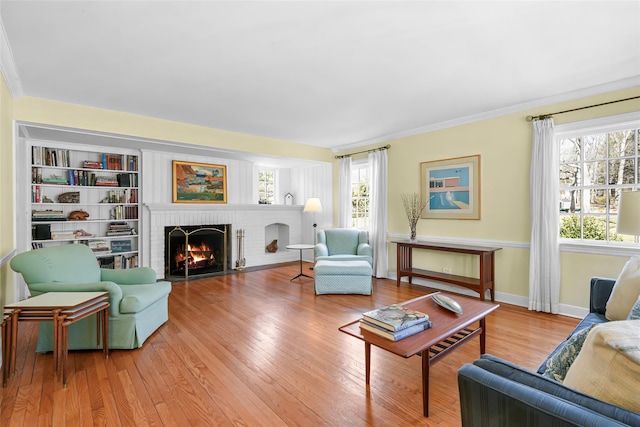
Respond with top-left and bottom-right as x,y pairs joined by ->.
0,72 -> 15,306
13,97 -> 333,163
7,83 -> 640,310
349,87 -> 640,309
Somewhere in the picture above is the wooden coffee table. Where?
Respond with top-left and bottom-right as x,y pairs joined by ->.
339,292 -> 499,417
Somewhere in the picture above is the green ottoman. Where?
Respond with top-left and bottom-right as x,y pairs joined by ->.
314,260 -> 373,295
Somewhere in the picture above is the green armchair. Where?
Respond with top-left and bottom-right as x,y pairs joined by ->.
10,244 -> 172,352
315,228 -> 373,266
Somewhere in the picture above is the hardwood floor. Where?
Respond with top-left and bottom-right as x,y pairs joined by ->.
1,263 -> 579,426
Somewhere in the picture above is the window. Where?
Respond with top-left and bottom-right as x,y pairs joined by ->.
258,168 -> 276,204
558,115 -> 639,244
351,161 -> 370,229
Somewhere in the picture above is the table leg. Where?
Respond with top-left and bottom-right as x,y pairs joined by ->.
290,250 -> 312,281
53,309 -> 61,378
479,318 -> 486,354
365,342 -> 371,385
422,350 -> 431,417
10,309 -> 20,380
62,320 -> 69,387
2,315 -> 11,386
102,306 -> 109,359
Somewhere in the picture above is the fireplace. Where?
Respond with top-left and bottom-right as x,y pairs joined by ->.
165,225 -> 231,279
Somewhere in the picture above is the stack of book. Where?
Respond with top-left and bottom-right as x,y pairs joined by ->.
107,222 -> 133,236
88,240 -> 111,254
359,304 -> 431,341
32,209 -> 66,221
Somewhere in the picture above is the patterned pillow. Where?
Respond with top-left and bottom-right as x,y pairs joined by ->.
542,324 -> 596,382
627,296 -> 640,320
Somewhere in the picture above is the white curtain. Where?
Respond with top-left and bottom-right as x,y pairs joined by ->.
529,117 -> 560,313
338,156 -> 352,228
369,150 -> 388,278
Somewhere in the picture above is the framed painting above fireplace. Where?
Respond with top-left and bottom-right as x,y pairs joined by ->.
172,160 -> 227,203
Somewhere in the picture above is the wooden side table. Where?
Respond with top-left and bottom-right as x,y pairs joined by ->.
2,291 -> 110,387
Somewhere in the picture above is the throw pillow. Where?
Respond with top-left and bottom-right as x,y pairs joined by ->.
605,256 -> 640,321
628,296 -> 640,320
542,324 -> 595,382
564,320 -> 640,413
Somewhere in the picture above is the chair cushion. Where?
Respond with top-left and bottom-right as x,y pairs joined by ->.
314,260 -> 372,276
119,282 -> 172,314
324,229 -> 360,255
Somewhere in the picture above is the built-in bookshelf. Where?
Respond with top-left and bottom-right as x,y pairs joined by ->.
28,143 -> 141,269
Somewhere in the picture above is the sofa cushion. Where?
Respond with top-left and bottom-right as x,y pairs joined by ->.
606,256 -> 640,320
119,283 -> 172,314
475,354 -> 640,426
627,296 -> 640,320
542,324 -> 596,382
564,320 -> 640,413
537,312 -> 607,374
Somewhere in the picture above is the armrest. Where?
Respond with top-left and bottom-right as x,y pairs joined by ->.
589,277 -> 616,314
100,267 -> 158,285
26,281 -> 124,315
315,243 -> 329,259
357,243 -> 373,258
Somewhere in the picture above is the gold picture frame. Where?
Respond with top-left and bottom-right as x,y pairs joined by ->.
420,155 -> 480,219
172,161 -> 227,203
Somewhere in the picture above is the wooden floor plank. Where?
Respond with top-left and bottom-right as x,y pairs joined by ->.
1,263 -> 579,426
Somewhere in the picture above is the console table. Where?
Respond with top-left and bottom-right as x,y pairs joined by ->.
394,241 -> 501,301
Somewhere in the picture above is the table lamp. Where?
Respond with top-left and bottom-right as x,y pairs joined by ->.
617,191 -> 640,240
304,197 -> 323,245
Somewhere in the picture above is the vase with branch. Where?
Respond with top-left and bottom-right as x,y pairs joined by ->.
401,192 -> 429,242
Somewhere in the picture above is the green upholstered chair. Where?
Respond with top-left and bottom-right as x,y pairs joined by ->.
314,228 -> 373,266
10,244 -> 172,352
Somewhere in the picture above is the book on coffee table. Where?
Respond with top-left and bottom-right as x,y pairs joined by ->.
359,318 -> 432,341
362,304 -> 430,332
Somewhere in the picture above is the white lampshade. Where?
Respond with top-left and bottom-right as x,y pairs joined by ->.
303,198 -> 323,213
617,191 -> 640,236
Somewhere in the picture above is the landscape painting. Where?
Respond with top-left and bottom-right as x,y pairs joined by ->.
420,155 -> 480,219
172,161 -> 227,203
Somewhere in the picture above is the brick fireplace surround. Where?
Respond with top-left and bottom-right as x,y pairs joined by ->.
145,204 -> 304,280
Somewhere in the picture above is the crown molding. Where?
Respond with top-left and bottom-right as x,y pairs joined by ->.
332,76 -> 640,153
0,15 -> 23,98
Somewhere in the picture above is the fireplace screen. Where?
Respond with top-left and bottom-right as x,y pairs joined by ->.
165,225 -> 229,278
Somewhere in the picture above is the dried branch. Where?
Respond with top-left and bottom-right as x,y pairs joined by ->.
401,192 -> 428,229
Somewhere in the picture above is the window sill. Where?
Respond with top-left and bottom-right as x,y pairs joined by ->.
559,240 -> 640,256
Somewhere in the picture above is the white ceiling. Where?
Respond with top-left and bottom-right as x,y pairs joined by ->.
1,1 -> 639,152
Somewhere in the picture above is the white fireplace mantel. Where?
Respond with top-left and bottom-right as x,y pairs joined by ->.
144,203 -> 305,279
145,203 -> 304,212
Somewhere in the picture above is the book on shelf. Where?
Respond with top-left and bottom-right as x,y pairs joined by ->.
359,319 -> 432,341
362,304 -> 430,332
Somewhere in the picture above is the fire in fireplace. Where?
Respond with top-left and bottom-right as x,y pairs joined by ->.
165,225 -> 230,279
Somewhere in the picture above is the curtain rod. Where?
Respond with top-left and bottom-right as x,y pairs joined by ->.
335,144 -> 390,159
526,96 -> 640,122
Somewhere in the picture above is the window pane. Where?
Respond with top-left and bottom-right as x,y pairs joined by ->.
559,163 -> 580,187
559,138 -> 580,162
559,190 -> 581,213
585,188 -> 606,213
608,130 -> 635,158
583,134 -> 606,161
608,158 -> 636,185
584,161 -> 606,185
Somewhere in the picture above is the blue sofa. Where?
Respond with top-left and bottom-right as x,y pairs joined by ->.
458,277 -> 640,427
